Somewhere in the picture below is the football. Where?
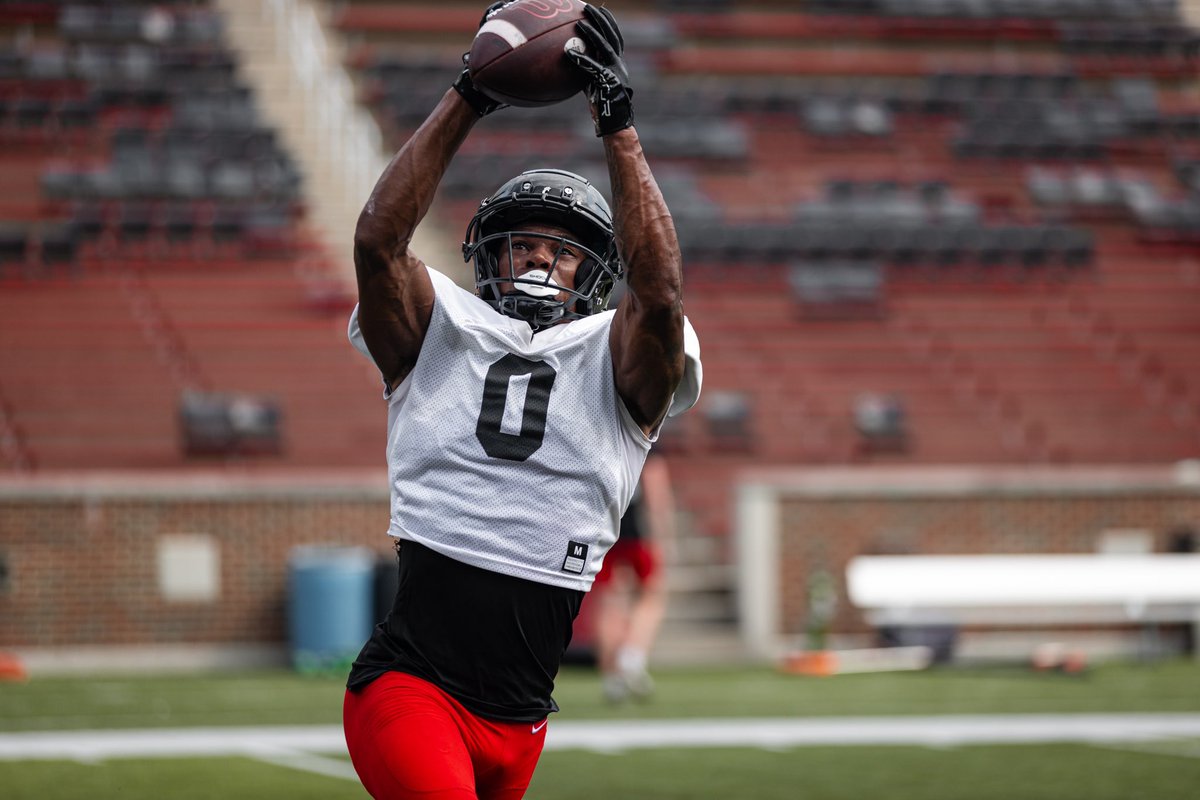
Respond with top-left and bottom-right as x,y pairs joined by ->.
468,0 -> 590,108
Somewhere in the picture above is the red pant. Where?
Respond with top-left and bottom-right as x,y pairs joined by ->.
343,671 -> 548,800
593,537 -> 659,587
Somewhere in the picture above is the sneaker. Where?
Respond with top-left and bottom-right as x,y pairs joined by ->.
622,666 -> 655,700
616,647 -> 654,700
602,673 -> 629,704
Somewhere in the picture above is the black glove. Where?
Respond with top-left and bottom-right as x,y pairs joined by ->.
452,1 -> 514,117
453,60 -> 505,118
566,4 -> 634,137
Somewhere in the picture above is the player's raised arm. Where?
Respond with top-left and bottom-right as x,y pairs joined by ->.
353,14 -> 506,392
567,5 -> 685,435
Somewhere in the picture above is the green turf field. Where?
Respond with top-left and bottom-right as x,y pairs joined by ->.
2,659 -> 1198,799
5,659 -> 1200,732
4,743 -> 1199,800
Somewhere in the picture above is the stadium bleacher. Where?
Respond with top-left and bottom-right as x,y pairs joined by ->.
321,0 -> 1200,562
1,0 -> 1198,628
0,0 -> 375,471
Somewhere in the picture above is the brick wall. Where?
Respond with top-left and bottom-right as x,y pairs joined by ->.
3,468 -> 1199,653
0,475 -> 390,648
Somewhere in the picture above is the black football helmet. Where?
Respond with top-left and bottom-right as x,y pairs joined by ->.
463,169 -> 623,331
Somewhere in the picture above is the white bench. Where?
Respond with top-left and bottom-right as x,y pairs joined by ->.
845,554 -> 1200,658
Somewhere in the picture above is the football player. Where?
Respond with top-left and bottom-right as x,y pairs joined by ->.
341,4 -> 702,799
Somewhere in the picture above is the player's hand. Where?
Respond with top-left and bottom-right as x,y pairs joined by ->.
566,4 -> 634,137
452,2 -> 514,117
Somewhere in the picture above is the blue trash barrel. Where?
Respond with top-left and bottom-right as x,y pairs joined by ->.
287,545 -> 375,673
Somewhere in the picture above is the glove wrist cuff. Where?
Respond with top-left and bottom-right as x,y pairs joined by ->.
596,114 -> 634,137
593,90 -> 634,137
452,69 -> 501,117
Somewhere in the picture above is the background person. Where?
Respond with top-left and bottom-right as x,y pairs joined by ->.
592,450 -> 676,702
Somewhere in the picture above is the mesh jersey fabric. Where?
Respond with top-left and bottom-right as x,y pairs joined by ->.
348,266 -> 701,591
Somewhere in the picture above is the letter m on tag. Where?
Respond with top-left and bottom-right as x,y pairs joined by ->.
562,541 -> 589,575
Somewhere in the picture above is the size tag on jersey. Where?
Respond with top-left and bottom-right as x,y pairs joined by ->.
562,541 -> 589,575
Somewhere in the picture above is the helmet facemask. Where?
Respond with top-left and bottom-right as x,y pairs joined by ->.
463,170 -> 622,331
471,228 -> 615,330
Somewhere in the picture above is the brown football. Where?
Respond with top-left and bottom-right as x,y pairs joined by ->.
468,0 -> 589,108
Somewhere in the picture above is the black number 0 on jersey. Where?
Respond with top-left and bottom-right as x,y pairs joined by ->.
475,354 -> 558,461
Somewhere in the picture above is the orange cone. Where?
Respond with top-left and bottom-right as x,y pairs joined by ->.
0,652 -> 27,681
781,650 -> 838,676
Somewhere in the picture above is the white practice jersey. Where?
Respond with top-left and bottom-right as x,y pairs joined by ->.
349,267 -> 702,591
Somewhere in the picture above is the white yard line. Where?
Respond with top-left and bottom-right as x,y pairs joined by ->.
5,714 -> 1200,763
245,746 -> 361,781
1097,738 -> 1200,761
545,715 -> 1200,751
0,726 -> 346,762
